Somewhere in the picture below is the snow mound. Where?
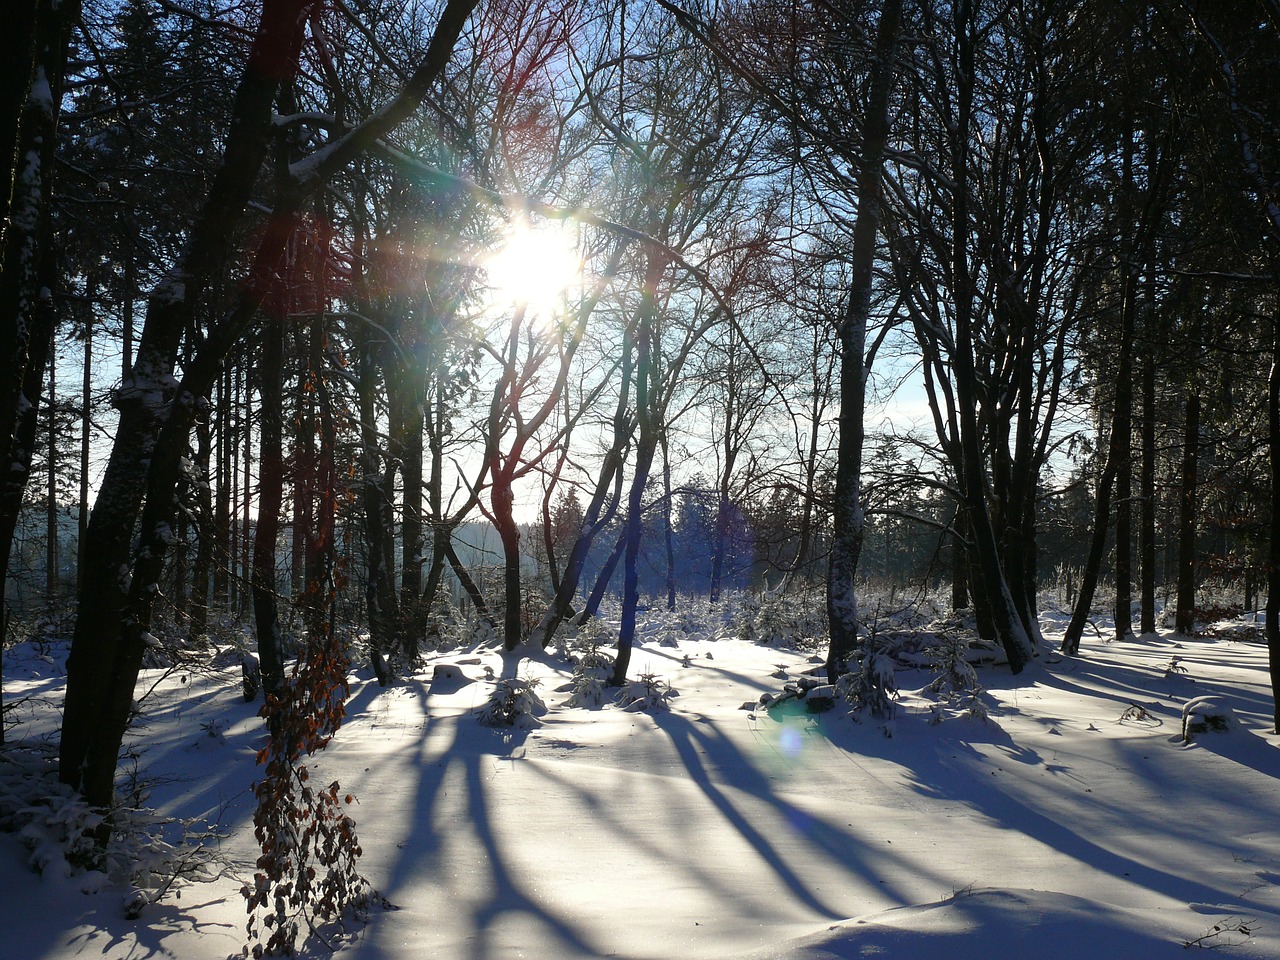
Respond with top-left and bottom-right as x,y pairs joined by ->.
742,888 -> 1265,959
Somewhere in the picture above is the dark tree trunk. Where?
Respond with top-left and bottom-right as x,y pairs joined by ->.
1140,350 -> 1157,634
78,281 -> 93,591
0,1 -> 39,234
251,316 -> 286,697
59,0 -> 319,808
1114,382 -> 1133,643
356,310 -> 398,681
1268,312 -> 1280,732
397,392 -> 425,657
1175,390 -> 1200,635
580,530 -> 626,626
946,0 -> 1030,672
0,0 -> 76,629
527,335 -> 633,649
825,0 -> 902,685
661,432 -> 676,611
189,409 -> 213,640
444,538 -> 489,622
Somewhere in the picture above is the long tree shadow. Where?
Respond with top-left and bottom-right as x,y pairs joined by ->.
351,677 -> 614,960
650,709 -> 947,917
828,702 -> 1268,909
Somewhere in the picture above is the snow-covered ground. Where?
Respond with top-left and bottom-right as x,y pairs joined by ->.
4,603 -> 1280,960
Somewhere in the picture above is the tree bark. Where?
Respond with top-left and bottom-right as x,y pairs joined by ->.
251,314 -> 286,697
1140,349 -> 1156,634
824,0 -> 902,684
1175,389 -> 1200,635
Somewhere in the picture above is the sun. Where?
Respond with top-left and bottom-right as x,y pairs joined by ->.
483,216 -> 584,320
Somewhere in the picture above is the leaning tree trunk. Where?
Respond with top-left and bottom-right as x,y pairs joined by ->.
1060,326 -> 1134,657
59,0 -> 318,809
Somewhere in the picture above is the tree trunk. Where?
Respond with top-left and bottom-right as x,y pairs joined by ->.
251,315 -> 286,697
189,409 -> 213,640
1114,381 -> 1133,643
1268,311 -> 1280,732
45,347 -> 57,606
1175,389 -> 1200,635
947,0 -> 1030,672
825,0 -> 901,685
59,0 -> 320,809
78,280 -> 93,592
527,334 -> 633,649
1140,350 -> 1156,634
580,529 -> 626,626
661,432 -> 676,611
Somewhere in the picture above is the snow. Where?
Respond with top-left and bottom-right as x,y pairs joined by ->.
4,605 -> 1280,959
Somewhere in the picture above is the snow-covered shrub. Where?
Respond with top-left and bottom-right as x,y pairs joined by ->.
1181,696 -> 1236,742
467,615 -> 497,649
735,593 -> 762,644
475,677 -> 547,728
614,673 -> 678,712
925,631 -> 981,696
0,742 -> 222,905
422,593 -> 461,653
563,624 -> 615,708
755,597 -> 794,647
836,640 -> 897,718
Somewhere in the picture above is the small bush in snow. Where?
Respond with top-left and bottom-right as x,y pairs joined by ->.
564,629 -> 615,708
755,597 -> 794,647
836,640 -> 897,719
0,742 -> 222,906
467,616 -> 498,649
475,677 -> 547,728
614,673 -> 678,712
925,631 -> 981,696
735,593 -> 762,644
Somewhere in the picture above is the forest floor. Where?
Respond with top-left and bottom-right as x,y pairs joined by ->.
4,596 -> 1280,960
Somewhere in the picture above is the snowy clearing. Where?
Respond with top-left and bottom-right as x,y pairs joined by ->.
4,606 -> 1280,960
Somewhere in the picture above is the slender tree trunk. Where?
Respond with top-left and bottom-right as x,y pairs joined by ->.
189,410 -> 213,640
1140,350 -> 1156,634
611,252 -> 664,686
580,529 -> 626,625
825,0 -> 902,684
661,432 -> 676,611
78,281 -> 92,592
251,314 -> 286,697
1114,382 -> 1133,642
527,336 -> 633,649
45,348 -> 57,606
398,394 -> 425,657
1175,390 -> 1200,635
444,537 -> 489,621
1268,312 -> 1280,732
947,0 -> 1030,672
1061,363 -> 1133,655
